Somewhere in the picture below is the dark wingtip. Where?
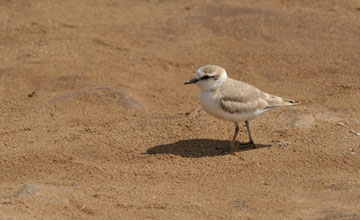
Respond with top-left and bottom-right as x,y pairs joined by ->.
286,99 -> 300,105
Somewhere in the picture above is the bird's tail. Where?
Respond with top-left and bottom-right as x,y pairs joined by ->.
264,94 -> 299,109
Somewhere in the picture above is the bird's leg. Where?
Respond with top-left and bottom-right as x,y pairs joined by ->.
245,120 -> 256,148
228,122 -> 239,150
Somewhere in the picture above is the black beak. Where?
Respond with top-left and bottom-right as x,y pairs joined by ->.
184,78 -> 199,85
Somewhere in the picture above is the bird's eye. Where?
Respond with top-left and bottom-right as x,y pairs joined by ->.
202,75 -> 210,80
201,75 -> 215,80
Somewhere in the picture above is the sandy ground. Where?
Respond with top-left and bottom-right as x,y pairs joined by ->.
1,0 -> 360,219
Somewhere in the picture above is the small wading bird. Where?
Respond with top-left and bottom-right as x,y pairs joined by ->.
185,65 -> 298,150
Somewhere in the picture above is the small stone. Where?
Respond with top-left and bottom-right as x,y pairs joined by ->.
28,91 -> 36,97
337,122 -> 345,126
349,130 -> 360,136
277,141 -> 288,147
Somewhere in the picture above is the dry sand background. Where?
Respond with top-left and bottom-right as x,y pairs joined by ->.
1,0 -> 360,219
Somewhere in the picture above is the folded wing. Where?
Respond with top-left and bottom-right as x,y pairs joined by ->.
219,78 -> 298,114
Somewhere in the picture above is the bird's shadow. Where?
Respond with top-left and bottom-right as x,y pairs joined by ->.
146,139 -> 271,158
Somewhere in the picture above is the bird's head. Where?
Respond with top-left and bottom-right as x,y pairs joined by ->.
184,65 -> 227,91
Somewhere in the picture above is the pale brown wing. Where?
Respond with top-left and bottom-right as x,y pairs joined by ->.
218,78 -> 268,114
220,98 -> 268,114
218,78 -> 298,114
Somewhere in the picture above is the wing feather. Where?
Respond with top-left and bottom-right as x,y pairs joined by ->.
218,79 -> 268,114
217,78 -> 298,114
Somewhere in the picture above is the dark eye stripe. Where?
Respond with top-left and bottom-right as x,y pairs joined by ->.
201,75 -> 215,80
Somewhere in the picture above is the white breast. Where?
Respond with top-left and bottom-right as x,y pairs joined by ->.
199,91 -> 263,122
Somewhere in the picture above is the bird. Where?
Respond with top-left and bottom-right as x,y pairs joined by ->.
184,65 -> 298,150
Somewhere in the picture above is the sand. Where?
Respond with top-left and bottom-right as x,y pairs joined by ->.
0,0 -> 360,219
